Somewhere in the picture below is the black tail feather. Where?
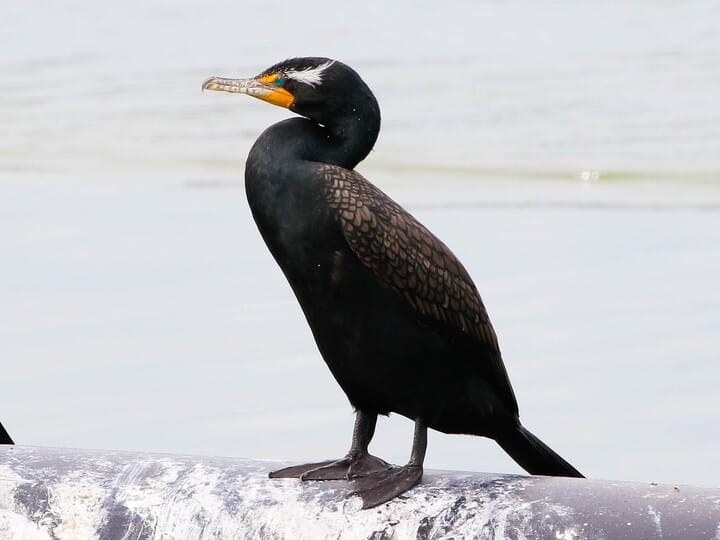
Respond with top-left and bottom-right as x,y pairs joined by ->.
0,422 -> 13,445
497,424 -> 583,478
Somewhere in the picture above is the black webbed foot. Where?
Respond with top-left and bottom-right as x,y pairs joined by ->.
269,459 -> 338,479
346,453 -> 392,479
269,453 -> 391,481
349,464 -> 423,509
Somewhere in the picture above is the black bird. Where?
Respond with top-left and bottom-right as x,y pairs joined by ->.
203,57 -> 583,508
0,421 -> 13,445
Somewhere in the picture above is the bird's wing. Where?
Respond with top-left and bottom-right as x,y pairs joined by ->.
321,164 -> 500,352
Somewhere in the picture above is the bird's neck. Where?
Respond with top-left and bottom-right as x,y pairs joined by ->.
318,102 -> 381,170
246,94 -> 380,188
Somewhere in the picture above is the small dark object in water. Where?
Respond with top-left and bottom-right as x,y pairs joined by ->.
0,421 -> 13,445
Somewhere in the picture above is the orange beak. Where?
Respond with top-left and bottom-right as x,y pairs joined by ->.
202,75 -> 294,109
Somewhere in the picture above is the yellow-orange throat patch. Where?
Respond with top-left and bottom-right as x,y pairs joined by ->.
256,74 -> 294,109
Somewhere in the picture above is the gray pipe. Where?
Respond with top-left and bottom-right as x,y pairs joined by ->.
0,445 -> 718,539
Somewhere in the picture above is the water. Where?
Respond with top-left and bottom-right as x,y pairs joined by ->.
1,1 -> 719,488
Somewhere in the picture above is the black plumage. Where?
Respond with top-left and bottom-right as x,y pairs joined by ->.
203,57 -> 583,508
0,422 -> 12,445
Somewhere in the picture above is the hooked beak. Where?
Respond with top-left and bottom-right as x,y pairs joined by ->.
202,76 -> 294,109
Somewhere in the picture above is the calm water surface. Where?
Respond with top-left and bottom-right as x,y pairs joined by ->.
1,1 -> 719,488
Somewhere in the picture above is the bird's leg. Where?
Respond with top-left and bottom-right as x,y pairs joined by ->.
268,411 -> 391,481
349,419 -> 426,509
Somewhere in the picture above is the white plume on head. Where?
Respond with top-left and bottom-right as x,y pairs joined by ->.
285,60 -> 335,87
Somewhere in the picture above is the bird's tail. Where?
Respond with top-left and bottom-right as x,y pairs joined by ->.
0,421 -> 13,445
496,424 -> 583,478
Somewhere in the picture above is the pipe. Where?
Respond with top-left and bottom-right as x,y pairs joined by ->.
0,445 -> 718,539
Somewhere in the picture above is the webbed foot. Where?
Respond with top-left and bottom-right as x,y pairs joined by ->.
349,464 -> 423,509
269,453 -> 391,481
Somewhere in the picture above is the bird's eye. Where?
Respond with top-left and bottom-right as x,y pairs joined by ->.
274,77 -> 286,87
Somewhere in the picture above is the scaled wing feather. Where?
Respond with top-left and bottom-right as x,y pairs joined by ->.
321,164 -> 500,352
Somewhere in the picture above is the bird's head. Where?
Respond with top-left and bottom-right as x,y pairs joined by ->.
203,57 -> 378,129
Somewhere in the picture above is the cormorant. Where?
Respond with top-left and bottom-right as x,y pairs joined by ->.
0,421 -> 12,445
203,57 -> 583,508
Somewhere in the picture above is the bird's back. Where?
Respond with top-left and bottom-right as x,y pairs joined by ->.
246,144 -> 520,432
